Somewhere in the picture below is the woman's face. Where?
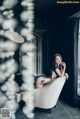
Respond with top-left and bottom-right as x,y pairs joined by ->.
55,56 -> 62,65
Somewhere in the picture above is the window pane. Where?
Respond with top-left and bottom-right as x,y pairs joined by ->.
78,19 -> 80,96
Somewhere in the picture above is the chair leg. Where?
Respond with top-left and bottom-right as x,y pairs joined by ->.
54,105 -> 56,108
48,108 -> 52,113
48,105 -> 56,113
47,105 -> 56,113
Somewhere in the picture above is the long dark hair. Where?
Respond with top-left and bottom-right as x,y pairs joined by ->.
51,54 -> 63,72
55,53 -> 63,71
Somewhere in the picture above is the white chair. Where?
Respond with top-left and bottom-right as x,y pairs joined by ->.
33,76 -> 66,111
16,76 -> 66,112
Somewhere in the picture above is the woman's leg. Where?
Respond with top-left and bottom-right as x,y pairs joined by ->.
43,77 -> 51,84
36,77 -> 44,88
36,77 -> 51,88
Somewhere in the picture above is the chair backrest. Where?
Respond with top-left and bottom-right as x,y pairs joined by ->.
34,76 -> 66,109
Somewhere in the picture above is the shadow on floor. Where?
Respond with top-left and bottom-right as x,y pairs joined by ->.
15,100 -> 80,119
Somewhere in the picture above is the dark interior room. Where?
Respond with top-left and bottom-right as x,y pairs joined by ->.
0,0 -> 80,119
34,0 -> 80,107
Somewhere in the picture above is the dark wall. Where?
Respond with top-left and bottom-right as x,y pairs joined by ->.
47,19 -> 77,106
35,13 -> 78,106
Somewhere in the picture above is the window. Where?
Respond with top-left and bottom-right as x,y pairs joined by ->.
33,35 -> 42,75
78,18 -> 80,96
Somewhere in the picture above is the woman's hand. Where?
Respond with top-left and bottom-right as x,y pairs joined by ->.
65,73 -> 69,80
62,62 -> 66,69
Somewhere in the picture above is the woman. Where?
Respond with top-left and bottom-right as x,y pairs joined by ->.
36,54 -> 69,88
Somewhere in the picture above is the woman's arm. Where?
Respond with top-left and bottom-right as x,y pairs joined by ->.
55,68 -> 65,77
55,62 -> 66,77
